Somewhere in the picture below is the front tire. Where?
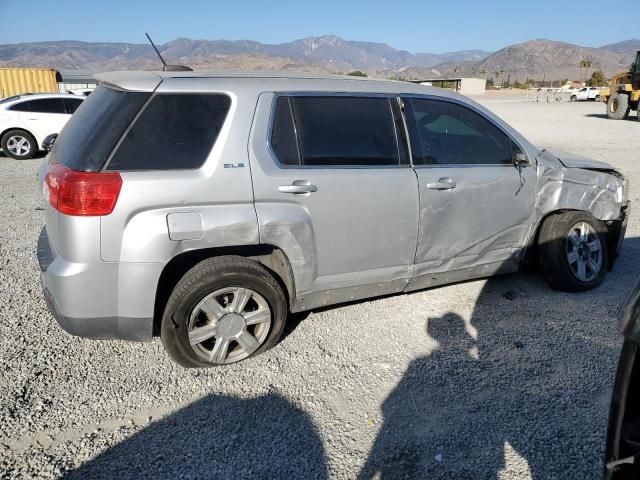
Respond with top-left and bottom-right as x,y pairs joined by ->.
607,93 -> 630,120
161,256 -> 288,368
538,211 -> 608,292
1,130 -> 37,159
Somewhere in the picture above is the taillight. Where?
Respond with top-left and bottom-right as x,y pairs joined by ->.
44,164 -> 122,216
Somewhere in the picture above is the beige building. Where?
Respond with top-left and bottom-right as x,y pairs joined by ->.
411,77 -> 487,96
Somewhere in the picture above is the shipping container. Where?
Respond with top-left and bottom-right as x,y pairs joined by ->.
0,68 -> 59,99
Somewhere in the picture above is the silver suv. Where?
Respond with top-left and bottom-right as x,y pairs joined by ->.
37,71 -> 629,367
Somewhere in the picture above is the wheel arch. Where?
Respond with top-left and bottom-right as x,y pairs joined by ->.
152,244 -> 296,336
0,127 -> 39,148
526,208 -> 623,269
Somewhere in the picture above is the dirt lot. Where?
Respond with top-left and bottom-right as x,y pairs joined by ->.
0,96 -> 638,479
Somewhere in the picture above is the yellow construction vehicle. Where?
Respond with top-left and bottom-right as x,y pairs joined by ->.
601,51 -> 640,120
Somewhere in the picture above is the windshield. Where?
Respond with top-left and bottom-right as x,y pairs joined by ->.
50,85 -> 150,171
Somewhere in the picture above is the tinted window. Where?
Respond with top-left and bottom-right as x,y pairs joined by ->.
64,98 -> 83,114
107,94 -> 231,171
9,100 -> 32,112
50,86 -> 150,171
406,98 -> 512,165
271,96 -> 300,166
16,98 -> 66,114
290,96 -> 401,167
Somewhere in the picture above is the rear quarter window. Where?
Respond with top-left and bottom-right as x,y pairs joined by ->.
106,93 -> 231,171
51,86 -> 150,171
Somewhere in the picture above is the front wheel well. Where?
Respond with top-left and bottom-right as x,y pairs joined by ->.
152,245 -> 296,336
526,209 -> 623,270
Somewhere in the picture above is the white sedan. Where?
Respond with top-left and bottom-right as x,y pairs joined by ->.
0,93 -> 84,159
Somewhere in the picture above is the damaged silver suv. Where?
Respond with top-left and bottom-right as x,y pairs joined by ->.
37,71 -> 629,367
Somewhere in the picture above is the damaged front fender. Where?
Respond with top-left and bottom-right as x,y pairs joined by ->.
535,150 -> 626,222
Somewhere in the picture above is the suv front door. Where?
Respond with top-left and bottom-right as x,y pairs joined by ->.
402,96 -> 537,290
250,94 -> 419,309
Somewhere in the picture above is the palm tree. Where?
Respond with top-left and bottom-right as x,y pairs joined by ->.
579,59 -> 593,83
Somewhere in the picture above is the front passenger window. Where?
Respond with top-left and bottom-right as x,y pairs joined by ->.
406,98 -> 513,166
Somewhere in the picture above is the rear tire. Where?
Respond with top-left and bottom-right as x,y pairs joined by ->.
1,129 -> 37,159
607,93 -> 630,120
538,211 -> 608,292
161,256 -> 287,368
570,95 -> 577,102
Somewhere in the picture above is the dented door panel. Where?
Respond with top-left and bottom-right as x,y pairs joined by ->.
411,164 -> 537,280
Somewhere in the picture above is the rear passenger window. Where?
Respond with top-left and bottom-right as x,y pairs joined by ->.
107,93 -> 231,171
406,98 -> 512,166
271,96 -> 402,167
11,98 -> 66,114
8,100 -> 32,112
271,96 -> 300,166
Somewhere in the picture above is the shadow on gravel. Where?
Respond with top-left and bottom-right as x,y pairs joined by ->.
63,236 -> 640,480
0,150 -> 47,160
63,393 -> 328,480
359,237 -> 640,480
584,113 -> 639,121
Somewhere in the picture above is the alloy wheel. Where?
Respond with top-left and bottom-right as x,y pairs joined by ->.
566,222 -> 603,282
6,135 -> 31,157
188,287 -> 272,364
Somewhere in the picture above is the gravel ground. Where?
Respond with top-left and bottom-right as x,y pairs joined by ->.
0,97 -> 639,479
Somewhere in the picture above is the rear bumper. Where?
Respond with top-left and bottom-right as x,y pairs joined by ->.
37,227 -> 161,342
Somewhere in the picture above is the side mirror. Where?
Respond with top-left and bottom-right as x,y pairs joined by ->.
513,152 -> 531,167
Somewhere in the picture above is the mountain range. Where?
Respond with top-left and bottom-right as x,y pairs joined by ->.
0,36 -> 637,81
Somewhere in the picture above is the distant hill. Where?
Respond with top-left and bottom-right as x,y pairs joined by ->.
468,39 -> 633,81
600,39 -> 640,55
0,36 -> 636,81
0,36 -> 491,73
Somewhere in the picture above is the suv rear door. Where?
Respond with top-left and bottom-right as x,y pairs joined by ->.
250,93 -> 419,307
402,96 -> 537,290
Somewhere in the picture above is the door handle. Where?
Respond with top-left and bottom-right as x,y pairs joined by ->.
278,180 -> 318,194
426,177 -> 456,190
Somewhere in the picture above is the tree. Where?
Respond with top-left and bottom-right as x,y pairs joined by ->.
494,71 -> 502,87
452,65 -> 462,77
579,59 -> 593,82
588,69 -> 607,87
347,70 -> 367,77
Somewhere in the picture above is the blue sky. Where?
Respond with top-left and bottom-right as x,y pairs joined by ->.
1,0 -> 637,53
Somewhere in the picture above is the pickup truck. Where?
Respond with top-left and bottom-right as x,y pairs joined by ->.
570,87 -> 602,102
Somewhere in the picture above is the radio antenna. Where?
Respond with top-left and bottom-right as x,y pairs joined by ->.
145,33 -> 167,67
144,33 -> 193,72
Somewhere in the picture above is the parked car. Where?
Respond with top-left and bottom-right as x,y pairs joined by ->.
37,72 -> 629,367
66,88 -> 94,97
571,87 -> 602,102
0,93 -> 84,159
605,280 -> 640,479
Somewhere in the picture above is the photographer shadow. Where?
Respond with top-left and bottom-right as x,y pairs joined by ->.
64,393 -> 328,480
